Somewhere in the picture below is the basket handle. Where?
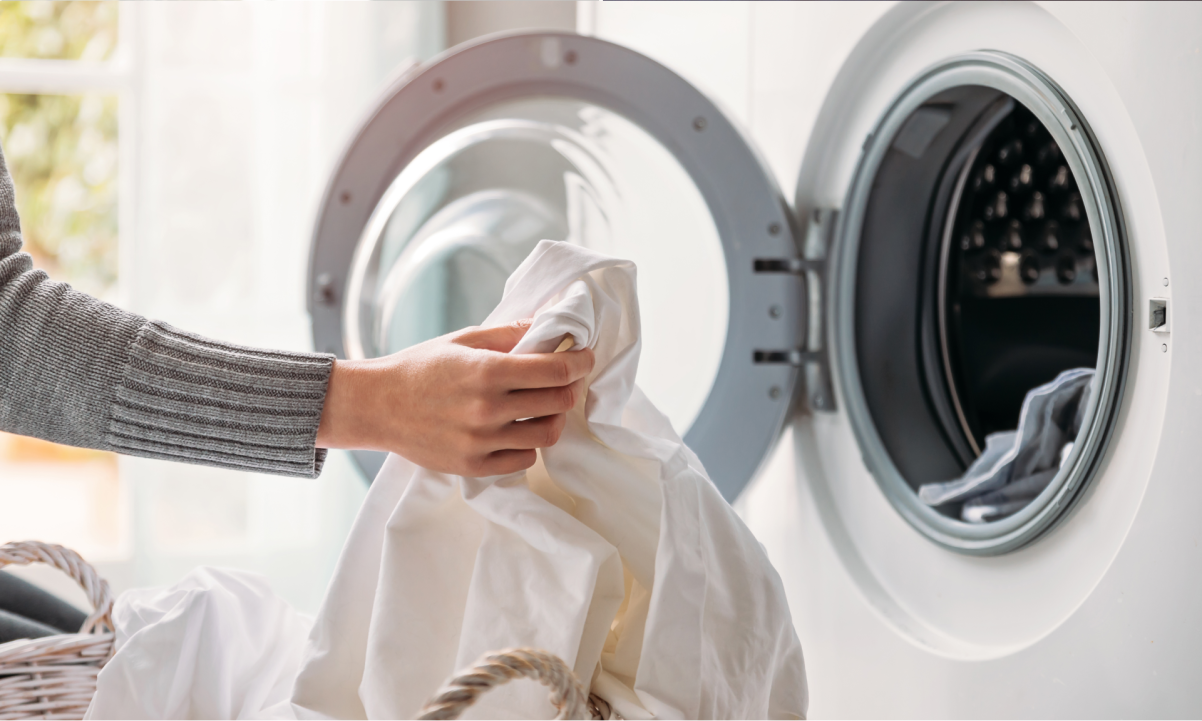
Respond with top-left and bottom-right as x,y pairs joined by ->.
0,541 -> 114,635
417,647 -> 591,720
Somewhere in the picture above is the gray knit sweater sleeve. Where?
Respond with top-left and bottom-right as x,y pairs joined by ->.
0,145 -> 333,478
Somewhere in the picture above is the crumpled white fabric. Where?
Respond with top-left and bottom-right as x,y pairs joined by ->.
86,567 -> 313,720
292,239 -> 806,720
918,367 -> 1094,523
85,240 -> 806,720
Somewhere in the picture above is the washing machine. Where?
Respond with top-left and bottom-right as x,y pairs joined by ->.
307,2 -> 1201,716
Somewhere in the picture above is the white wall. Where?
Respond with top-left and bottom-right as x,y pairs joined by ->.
580,1 -> 895,497
583,1 -> 893,201
446,1 -> 575,47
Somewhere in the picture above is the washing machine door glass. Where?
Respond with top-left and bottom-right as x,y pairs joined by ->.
345,97 -> 728,436
827,52 -> 1130,555
309,33 -> 803,499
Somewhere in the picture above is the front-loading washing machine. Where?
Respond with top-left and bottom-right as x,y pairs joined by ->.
307,2 -> 1200,715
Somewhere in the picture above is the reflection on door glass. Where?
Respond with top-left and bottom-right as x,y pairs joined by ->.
0,93 -> 119,298
347,97 -> 729,435
0,2 -> 117,61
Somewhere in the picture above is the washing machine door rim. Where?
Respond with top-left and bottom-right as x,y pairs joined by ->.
307,30 -> 808,501
817,51 -> 1131,554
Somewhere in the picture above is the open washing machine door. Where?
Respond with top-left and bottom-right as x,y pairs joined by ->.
307,32 -> 815,501
803,52 -> 1131,556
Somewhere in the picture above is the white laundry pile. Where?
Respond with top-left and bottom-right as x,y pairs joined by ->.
87,240 -> 808,720
918,367 -> 1095,523
86,568 -> 314,719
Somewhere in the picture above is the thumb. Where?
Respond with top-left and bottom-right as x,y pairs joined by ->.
455,318 -> 533,353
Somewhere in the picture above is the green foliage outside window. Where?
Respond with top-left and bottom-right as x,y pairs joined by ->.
0,1 -> 117,61
0,94 -> 119,298
0,2 -> 120,297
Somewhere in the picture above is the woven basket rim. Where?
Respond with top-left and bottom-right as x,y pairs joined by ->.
0,541 -> 116,720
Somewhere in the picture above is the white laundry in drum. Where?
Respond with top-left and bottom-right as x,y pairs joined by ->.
87,240 -> 807,721
918,368 -> 1095,523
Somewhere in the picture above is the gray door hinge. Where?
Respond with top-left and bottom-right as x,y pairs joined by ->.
752,208 -> 838,412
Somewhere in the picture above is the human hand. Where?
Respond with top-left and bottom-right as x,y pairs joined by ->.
315,320 -> 595,476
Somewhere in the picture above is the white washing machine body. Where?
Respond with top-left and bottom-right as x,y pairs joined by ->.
735,1 -> 1202,716
307,2 -> 1202,716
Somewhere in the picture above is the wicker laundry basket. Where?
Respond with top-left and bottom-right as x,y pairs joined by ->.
416,647 -> 618,720
0,541 -> 613,721
0,542 -> 115,720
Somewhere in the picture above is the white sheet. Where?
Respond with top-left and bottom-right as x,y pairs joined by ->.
86,568 -> 313,720
88,240 -> 807,720
293,240 -> 805,719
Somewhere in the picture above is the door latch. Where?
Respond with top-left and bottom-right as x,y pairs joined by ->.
752,208 -> 837,412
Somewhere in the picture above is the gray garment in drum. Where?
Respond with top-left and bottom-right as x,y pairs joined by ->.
0,143 -> 332,478
918,367 -> 1095,523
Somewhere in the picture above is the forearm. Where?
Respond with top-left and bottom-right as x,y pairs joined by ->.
0,146 -> 333,478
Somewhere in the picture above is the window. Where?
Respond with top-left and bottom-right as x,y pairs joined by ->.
0,2 -> 442,613
2,92 -> 119,296
0,1 -> 128,564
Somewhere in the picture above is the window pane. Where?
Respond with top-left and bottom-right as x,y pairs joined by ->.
0,93 -> 118,298
0,92 -> 122,555
0,1 -> 117,62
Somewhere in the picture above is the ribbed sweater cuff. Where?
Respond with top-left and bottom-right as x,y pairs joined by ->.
106,321 -> 334,478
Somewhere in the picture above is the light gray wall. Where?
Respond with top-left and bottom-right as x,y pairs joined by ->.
445,1 -> 576,48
